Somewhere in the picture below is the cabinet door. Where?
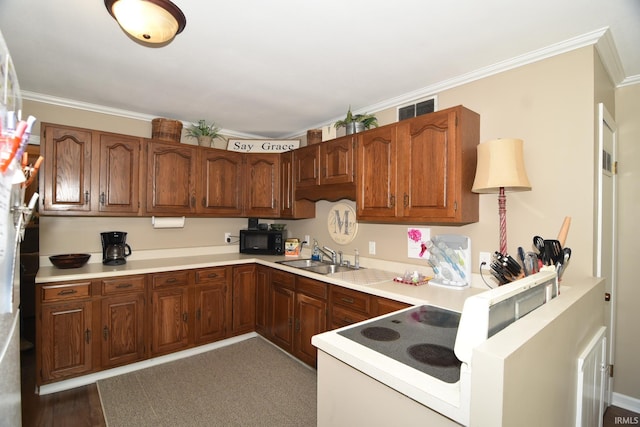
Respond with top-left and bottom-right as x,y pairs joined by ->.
194,283 -> 227,344
151,286 -> 190,356
279,151 -> 316,219
294,144 -> 320,188
320,136 -> 355,185
255,266 -> 271,335
371,296 -> 410,316
101,293 -> 145,368
197,148 -> 244,215
397,109 -> 456,219
356,126 -> 398,219
40,124 -> 93,213
294,293 -> 327,367
98,133 -> 141,214
40,300 -> 93,382
270,283 -> 295,353
145,141 -> 197,214
244,154 -> 280,217
231,265 -> 256,335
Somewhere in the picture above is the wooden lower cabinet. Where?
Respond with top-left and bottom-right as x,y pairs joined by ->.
231,265 -> 256,335
329,285 -> 410,329
37,263 -> 410,385
259,268 -> 328,367
39,299 -> 94,382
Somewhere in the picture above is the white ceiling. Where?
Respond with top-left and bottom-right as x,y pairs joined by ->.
1,0 -> 638,138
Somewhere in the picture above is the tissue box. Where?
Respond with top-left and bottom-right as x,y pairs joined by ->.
285,239 -> 301,256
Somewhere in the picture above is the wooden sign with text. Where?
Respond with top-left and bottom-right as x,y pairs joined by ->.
226,139 -> 300,153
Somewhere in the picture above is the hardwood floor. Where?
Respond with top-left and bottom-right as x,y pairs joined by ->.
20,346 -> 105,427
18,334 -> 638,426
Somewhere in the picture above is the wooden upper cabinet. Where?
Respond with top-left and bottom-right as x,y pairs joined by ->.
98,133 -> 141,214
145,140 -> 197,215
295,136 -> 356,202
294,144 -> 320,188
41,124 -> 93,213
356,105 -> 479,224
279,151 -> 315,219
396,106 -> 479,224
356,125 -> 398,219
244,153 -> 280,218
320,135 -> 355,185
197,148 -> 244,215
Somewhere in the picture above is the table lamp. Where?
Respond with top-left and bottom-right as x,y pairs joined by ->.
472,138 -> 531,255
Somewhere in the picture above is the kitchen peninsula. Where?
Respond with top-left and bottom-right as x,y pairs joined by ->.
35,247 -> 604,426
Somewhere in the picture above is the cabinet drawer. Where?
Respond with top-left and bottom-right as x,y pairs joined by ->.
195,267 -> 228,284
271,270 -> 295,290
296,276 -> 327,300
151,271 -> 189,289
101,275 -> 145,295
41,281 -> 92,302
331,305 -> 369,329
331,287 -> 370,314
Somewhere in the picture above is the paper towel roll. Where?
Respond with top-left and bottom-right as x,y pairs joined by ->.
152,216 -> 185,229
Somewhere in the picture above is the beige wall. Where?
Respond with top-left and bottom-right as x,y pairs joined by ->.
614,83 -> 640,400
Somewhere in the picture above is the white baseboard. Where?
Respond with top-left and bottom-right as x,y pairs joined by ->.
612,392 -> 640,414
37,332 -> 258,395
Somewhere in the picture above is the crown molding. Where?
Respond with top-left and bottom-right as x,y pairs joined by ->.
21,90 -> 264,139
285,28 -> 615,138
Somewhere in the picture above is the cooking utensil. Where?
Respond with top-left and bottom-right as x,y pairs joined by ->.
533,236 -> 545,262
517,247 -> 527,276
557,216 -> 571,247
544,239 -> 563,266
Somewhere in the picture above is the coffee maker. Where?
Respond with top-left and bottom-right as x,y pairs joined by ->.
101,231 -> 132,265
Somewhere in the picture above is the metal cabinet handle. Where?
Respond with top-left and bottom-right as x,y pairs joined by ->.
103,326 -> 109,340
340,297 -> 355,304
295,319 -> 300,332
116,283 -> 133,289
390,194 -> 395,207
404,193 -> 409,207
196,309 -> 201,320
183,312 -> 188,322
85,191 -> 90,204
58,289 -> 78,296
100,192 -> 105,205
166,278 -> 178,283
85,329 -> 91,344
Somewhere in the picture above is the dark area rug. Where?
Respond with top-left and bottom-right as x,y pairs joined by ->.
97,337 -> 317,427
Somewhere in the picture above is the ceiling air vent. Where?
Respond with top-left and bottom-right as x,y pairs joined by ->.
398,97 -> 437,121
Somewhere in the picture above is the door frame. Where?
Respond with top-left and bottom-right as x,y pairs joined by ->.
595,102 -> 617,408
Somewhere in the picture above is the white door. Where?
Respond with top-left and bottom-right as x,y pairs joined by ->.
595,103 -> 617,408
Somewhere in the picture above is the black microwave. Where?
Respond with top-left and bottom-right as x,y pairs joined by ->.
239,229 -> 284,255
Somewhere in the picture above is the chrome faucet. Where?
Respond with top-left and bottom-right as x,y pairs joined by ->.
314,241 -> 337,264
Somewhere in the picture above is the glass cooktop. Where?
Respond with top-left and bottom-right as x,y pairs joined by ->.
338,305 -> 462,383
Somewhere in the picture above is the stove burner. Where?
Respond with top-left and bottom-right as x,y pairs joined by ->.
407,343 -> 461,368
410,306 -> 460,328
360,326 -> 400,341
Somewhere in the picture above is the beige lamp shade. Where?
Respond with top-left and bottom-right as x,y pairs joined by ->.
472,138 -> 531,193
105,0 -> 186,44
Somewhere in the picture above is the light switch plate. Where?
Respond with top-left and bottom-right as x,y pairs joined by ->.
369,241 -> 376,255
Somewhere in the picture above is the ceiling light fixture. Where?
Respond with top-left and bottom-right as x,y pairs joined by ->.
472,138 -> 531,255
104,0 -> 186,44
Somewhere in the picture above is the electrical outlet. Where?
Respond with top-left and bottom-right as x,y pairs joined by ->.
368,241 -> 376,255
304,235 -> 310,245
224,232 -> 231,243
479,251 -> 492,269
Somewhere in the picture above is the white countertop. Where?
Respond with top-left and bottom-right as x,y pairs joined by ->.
36,246 -> 487,308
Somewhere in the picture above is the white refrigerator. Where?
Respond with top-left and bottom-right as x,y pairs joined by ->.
1,27 -> 29,426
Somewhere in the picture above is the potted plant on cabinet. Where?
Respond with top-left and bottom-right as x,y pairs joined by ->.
334,106 -> 378,135
185,119 -> 226,148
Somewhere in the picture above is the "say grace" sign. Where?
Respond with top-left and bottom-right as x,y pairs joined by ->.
226,139 -> 300,153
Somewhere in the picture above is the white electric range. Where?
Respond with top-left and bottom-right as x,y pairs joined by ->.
313,270 -> 558,426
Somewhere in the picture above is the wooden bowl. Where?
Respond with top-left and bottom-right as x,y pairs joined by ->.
49,254 -> 91,269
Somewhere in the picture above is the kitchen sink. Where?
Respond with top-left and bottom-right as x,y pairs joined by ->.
276,259 -> 326,268
276,259 -> 363,275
